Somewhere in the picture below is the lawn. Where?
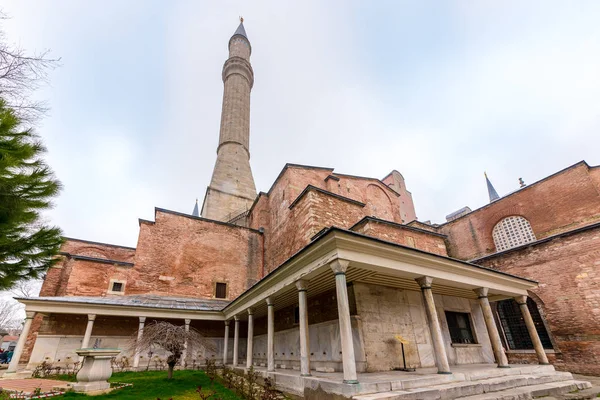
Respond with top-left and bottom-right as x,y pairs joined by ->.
55,370 -> 241,400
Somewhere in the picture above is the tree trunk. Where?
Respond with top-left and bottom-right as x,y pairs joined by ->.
168,362 -> 176,379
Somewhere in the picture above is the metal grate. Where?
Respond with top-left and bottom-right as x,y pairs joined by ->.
445,311 -> 476,344
497,298 -> 552,350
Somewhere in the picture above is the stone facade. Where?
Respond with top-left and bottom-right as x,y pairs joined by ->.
202,24 -> 257,221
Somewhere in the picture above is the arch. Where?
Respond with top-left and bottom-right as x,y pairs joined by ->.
492,215 -> 536,251
496,297 -> 553,350
366,184 -> 393,220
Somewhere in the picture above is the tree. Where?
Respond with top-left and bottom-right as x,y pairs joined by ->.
0,100 -> 63,290
0,13 -> 60,123
130,321 -> 216,379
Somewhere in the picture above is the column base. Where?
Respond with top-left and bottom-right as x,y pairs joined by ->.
540,362 -> 551,365
301,373 -> 312,377
437,371 -> 453,375
497,365 -> 511,368
343,380 -> 359,384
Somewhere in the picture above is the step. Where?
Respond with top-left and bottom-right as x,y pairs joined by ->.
353,374 -> 580,400
459,380 -> 592,400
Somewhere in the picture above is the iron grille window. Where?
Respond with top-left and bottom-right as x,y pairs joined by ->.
497,298 -> 553,350
111,282 -> 123,292
215,282 -> 227,299
445,311 -> 476,344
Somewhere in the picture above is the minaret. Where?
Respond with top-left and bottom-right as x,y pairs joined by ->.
201,19 -> 257,221
485,172 -> 500,202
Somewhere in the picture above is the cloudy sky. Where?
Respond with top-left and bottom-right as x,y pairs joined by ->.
3,1 -> 600,248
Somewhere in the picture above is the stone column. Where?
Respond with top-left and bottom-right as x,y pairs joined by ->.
474,288 -> 509,368
266,297 -> 275,372
416,276 -> 451,374
515,295 -> 549,365
181,319 -> 191,367
223,320 -> 230,365
7,311 -> 35,373
133,316 -> 146,369
246,308 -> 254,368
330,260 -> 358,384
81,314 -> 96,349
233,316 -> 240,366
295,280 -> 311,376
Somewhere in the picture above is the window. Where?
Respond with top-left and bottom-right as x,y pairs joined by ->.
111,282 -> 123,292
492,216 -> 536,251
215,282 -> 227,299
107,279 -> 126,295
497,298 -> 552,350
445,311 -> 476,344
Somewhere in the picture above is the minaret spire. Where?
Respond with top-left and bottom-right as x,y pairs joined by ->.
485,172 -> 500,203
192,199 -> 199,217
201,20 -> 257,222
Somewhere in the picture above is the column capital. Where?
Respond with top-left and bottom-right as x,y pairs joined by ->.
515,295 -> 528,305
247,308 -> 253,316
234,315 -> 240,321
25,311 -> 36,319
266,296 -> 274,306
185,319 -> 191,325
87,314 -> 97,321
330,259 -> 350,275
474,287 -> 489,298
415,276 -> 433,289
139,316 -> 147,323
295,279 -> 309,292
224,320 -> 230,326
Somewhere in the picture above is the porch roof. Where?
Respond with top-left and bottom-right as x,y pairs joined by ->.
223,227 -> 538,319
17,295 -> 228,321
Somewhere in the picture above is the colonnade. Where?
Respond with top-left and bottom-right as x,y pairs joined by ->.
222,266 -> 551,381
5,263 -> 550,377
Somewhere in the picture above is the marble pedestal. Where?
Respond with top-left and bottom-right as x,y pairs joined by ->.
73,348 -> 121,393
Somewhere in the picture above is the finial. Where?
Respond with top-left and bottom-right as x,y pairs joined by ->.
196,198 -> 198,203
519,178 -> 526,188
240,16 -> 244,23
484,171 -> 488,178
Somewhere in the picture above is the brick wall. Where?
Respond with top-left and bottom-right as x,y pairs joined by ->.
480,225 -> 600,375
40,239 -> 136,297
352,219 -> 449,256
441,163 -> 600,260
130,210 -> 263,299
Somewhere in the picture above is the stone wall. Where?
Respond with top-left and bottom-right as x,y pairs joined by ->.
434,294 -> 494,366
251,317 -> 366,373
441,162 -> 600,260
354,283 -> 494,372
481,225 -> 600,375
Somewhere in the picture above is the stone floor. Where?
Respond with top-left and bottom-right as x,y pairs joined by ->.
230,363 -> 593,399
0,378 -> 70,394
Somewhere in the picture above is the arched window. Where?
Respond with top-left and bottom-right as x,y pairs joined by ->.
492,216 -> 536,251
497,298 -> 553,350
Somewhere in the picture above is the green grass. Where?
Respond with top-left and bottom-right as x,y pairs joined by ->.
54,370 -> 240,400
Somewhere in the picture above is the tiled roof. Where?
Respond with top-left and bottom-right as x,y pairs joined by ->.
21,295 -> 229,312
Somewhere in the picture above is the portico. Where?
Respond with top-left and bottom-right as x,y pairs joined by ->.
218,227 -> 547,384
9,228 -> 551,392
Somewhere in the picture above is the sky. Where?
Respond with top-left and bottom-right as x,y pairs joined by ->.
2,1 -> 600,249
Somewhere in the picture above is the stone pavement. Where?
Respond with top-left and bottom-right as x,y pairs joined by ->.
0,378 -> 70,394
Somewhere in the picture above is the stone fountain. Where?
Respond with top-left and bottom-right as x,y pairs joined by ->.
73,348 -> 121,393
